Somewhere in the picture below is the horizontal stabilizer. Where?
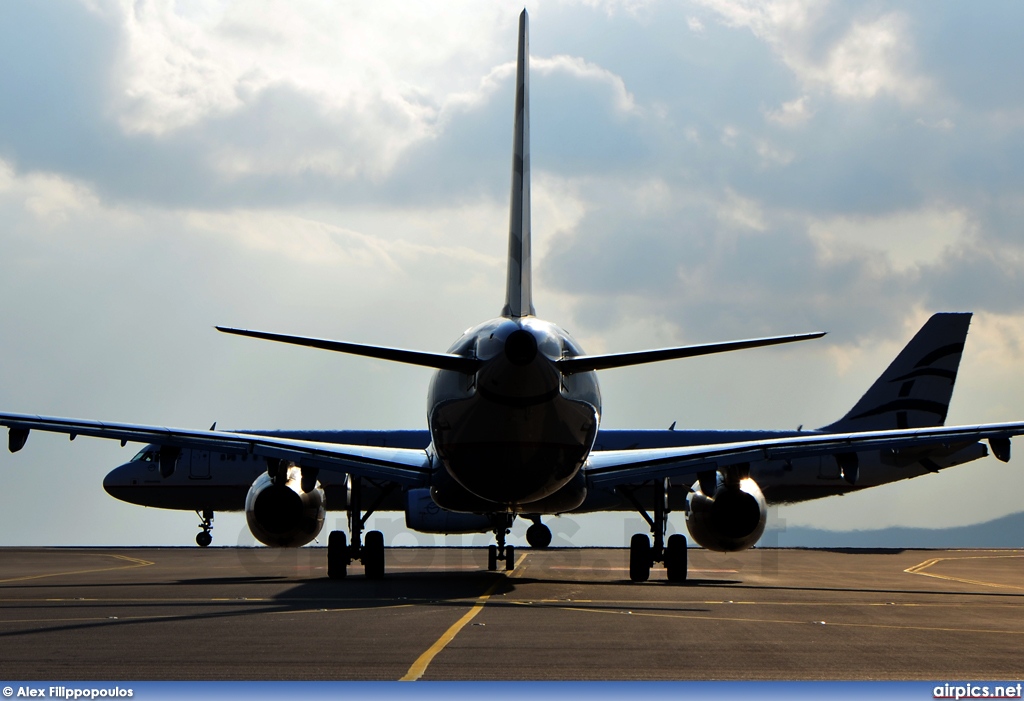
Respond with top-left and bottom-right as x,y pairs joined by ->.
216,327 -> 482,374
557,331 -> 826,374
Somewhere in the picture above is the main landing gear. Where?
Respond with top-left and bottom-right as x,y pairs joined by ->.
487,514 -> 516,571
620,479 -> 688,583
195,509 -> 214,547
327,477 -> 396,580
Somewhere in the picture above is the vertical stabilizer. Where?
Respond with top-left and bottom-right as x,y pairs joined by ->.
501,10 -> 535,318
821,313 -> 972,432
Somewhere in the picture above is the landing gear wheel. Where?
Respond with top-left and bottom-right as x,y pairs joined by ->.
629,533 -> 652,582
526,523 -> 552,548
363,530 -> 385,579
488,545 -> 498,571
328,530 -> 348,580
195,509 -> 214,547
664,533 -> 688,583
505,544 -> 516,570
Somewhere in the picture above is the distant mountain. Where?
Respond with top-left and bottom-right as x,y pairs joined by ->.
760,511 -> 1024,549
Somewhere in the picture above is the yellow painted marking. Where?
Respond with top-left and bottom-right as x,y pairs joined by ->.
0,603 -> 414,626
0,614 -> 177,625
904,553 -> 1024,592
547,566 -> 738,573
549,603 -> 1024,636
0,596 -> 429,607
507,552 -> 529,579
0,554 -> 154,584
267,603 -> 413,616
0,594 -> 1014,610
509,598 -> 927,608
398,580 -> 501,681
399,552 -> 528,681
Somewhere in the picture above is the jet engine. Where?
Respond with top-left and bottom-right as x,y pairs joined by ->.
245,466 -> 325,547
685,473 -> 767,552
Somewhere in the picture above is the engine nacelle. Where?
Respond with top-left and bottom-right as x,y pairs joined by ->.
405,488 -> 494,534
245,467 -> 325,547
685,474 -> 767,552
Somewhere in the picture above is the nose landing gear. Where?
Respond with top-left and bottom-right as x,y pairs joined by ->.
195,509 -> 214,547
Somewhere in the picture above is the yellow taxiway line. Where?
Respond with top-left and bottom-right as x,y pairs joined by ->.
904,553 -> 1024,592
0,553 -> 154,584
399,552 -> 528,681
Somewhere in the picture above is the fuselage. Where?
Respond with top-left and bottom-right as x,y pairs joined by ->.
427,316 -> 601,508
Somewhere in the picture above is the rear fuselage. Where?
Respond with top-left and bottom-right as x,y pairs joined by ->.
427,316 -> 600,508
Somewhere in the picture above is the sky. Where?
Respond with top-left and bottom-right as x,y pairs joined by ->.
2,0 -> 1024,548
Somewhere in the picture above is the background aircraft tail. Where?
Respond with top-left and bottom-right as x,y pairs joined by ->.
501,10 -> 535,319
821,313 -> 972,432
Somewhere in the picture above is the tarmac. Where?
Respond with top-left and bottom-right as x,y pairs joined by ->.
1,546 -> 1023,681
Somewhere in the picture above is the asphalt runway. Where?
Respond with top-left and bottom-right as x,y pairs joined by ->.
1,546 -> 1023,681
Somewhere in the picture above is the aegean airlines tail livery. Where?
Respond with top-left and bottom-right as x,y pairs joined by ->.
2,12 -> 1021,582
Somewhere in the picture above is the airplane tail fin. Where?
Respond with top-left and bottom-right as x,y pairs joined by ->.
501,10 -> 535,319
821,313 -> 972,433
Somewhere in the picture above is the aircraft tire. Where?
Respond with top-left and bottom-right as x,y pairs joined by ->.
328,530 -> 348,579
364,530 -> 385,579
505,544 -> 515,570
196,531 -> 212,548
629,533 -> 652,582
664,533 -> 688,583
488,545 -> 498,571
526,523 -> 552,548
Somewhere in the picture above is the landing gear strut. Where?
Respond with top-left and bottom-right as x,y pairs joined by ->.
326,477 -> 395,580
620,478 -> 687,583
195,509 -> 214,547
487,514 -> 516,571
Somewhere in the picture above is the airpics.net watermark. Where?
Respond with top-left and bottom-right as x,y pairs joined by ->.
2,688 -> 132,700
934,683 -> 1024,699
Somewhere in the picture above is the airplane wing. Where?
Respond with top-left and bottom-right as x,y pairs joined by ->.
0,412 -> 431,486
584,421 -> 1023,488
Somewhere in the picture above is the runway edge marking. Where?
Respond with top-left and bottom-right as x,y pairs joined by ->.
399,552 -> 528,681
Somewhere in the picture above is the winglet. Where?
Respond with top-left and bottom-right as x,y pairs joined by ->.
501,9 -> 535,319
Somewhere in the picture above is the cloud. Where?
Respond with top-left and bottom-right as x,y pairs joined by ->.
808,206 -> 972,271
111,0 -> 513,135
699,1 -> 929,102
765,95 -> 813,126
4,1 -> 1024,546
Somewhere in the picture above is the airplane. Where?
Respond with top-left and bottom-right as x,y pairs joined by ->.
3,10 -> 1024,583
